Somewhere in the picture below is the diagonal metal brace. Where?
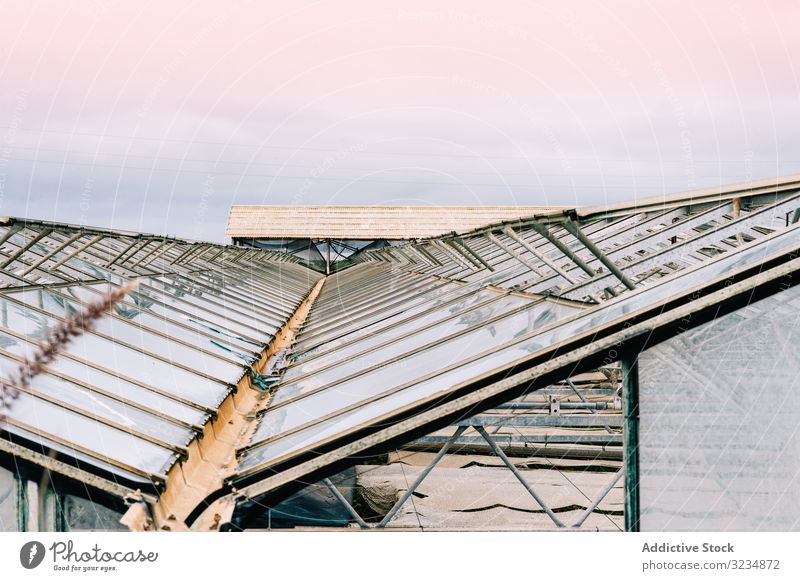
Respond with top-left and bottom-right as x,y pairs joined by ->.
528,221 -> 596,279
571,467 -> 624,528
561,219 -> 637,291
474,424 -> 565,528
377,425 -> 468,528
454,236 -> 494,271
485,232 -> 543,276
323,478 -> 369,529
502,226 -> 576,283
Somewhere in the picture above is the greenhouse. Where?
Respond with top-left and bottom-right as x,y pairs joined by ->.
1,174 -> 799,531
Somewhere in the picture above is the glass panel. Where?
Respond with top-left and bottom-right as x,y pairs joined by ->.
301,278 -> 453,339
293,282 -> 496,361
156,275 -> 285,327
63,494 -> 127,531
0,330 -> 207,426
0,356 -> 193,446
11,425 -> 156,486
146,278 -> 278,341
637,283 -> 800,531
240,229 -> 800,470
0,466 -> 18,531
275,291 -> 552,402
9,289 -> 246,382
1,391 -> 176,476
0,296 -> 230,409
257,299 -> 580,439
291,291 -> 535,377
63,284 -> 260,359
132,283 -> 270,345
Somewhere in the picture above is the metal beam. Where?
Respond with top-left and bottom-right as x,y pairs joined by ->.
377,425 -> 468,528
140,241 -> 176,267
475,425 -> 565,527
561,219 -> 637,291
502,226 -> 575,283
454,237 -> 494,271
394,246 -> 419,267
415,244 -> 443,266
413,434 -> 622,445
0,223 -> 23,247
48,234 -> 103,270
493,401 -> 618,410
18,231 -> 84,277
322,478 -> 368,528
456,414 -> 623,427
406,245 -> 437,266
571,467 -> 624,528
434,239 -> 472,270
0,439 -> 157,503
0,228 -> 52,268
170,243 -> 202,265
107,238 -> 142,266
443,239 -> 482,270
485,232 -> 543,276
528,221 -> 596,278
622,354 -> 640,532
129,239 -> 165,267
566,377 -> 617,434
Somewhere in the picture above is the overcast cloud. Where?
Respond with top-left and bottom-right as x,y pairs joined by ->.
1,0 -> 799,241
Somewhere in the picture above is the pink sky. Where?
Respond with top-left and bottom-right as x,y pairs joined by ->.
1,0 -> 798,239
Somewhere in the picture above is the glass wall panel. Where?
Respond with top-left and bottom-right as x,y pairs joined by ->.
637,283 -> 800,531
63,494 -> 127,531
0,466 -> 18,531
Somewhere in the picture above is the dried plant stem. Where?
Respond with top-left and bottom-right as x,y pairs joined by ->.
0,279 -> 139,419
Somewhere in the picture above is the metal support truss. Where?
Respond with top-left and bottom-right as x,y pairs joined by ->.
485,232 -> 543,276
474,424 -> 565,527
0,228 -> 52,268
394,246 -> 420,267
322,478 -> 368,528
18,231 -> 84,277
140,241 -> 176,267
405,245 -> 437,267
415,244 -> 443,266
502,226 -> 575,283
454,236 -> 494,271
566,378 -> 617,434
561,219 -> 637,291
130,239 -> 166,267
528,221 -> 597,278
443,239 -> 483,270
322,418 -> 623,530
377,425 -> 469,528
47,234 -> 104,270
570,467 -> 624,528
107,237 -> 142,266
434,239 -> 473,270
0,223 -> 24,246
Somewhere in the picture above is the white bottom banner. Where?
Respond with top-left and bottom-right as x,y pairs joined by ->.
1,532 -> 797,580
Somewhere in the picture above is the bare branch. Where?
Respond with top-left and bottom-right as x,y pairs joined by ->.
0,279 -> 139,420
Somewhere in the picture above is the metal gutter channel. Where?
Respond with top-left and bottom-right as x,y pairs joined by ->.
121,275 -> 327,531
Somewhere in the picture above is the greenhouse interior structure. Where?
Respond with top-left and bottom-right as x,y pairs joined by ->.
1,173 -> 800,532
